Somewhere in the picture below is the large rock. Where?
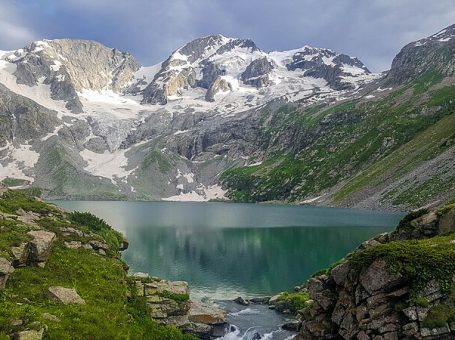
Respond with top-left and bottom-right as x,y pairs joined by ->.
188,301 -> 226,325
0,257 -> 14,289
12,329 -> 44,340
48,286 -> 85,305
359,259 -> 403,294
27,230 -> 56,266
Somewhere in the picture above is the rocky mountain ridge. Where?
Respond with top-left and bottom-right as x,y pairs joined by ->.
0,26 -> 453,209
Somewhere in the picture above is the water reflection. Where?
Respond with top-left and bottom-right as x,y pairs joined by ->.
52,201 -> 403,299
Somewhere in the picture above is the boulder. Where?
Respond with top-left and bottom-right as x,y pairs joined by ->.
119,237 -> 129,251
11,242 -> 28,267
48,286 -> 85,305
179,322 -> 212,340
27,230 -> 56,265
188,301 -> 226,325
12,329 -> 44,340
438,209 -> 455,234
0,257 -> 14,289
331,262 -> 350,286
64,241 -> 82,249
60,227 -> 84,237
233,296 -> 249,306
88,240 -> 109,251
282,320 -> 301,331
359,260 -> 403,294
249,296 -> 271,304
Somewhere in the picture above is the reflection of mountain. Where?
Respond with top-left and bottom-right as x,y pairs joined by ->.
53,200 -> 401,298
123,225 -> 391,297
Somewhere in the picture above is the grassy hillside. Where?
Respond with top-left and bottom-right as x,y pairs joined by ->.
221,74 -> 455,209
0,190 -> 193,339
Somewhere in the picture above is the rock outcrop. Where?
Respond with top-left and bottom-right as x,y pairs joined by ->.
296,207 -> 455,339
132,275 -> 228,339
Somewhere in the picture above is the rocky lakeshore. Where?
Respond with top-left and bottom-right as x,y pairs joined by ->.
279,204 -> 455,339
0,189 -> 226,339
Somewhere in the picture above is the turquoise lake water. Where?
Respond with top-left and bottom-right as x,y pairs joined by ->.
53,201 -> 403,300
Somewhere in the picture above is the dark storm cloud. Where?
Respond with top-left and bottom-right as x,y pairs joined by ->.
1,0 -> 454,71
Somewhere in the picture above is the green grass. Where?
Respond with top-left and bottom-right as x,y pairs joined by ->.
277,291 -> 311,314
0,190 -> 195,339
348,227 -> 455,294
158,290 -> 190,303
423,304 -> 455,328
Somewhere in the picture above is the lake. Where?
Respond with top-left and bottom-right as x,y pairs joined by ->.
52,201 -> 403,300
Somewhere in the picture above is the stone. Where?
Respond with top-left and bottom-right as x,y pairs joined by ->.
12,329 -> 44,340
64,241 -> 82,249
179,322 -> 212,340
282,320 -> 300,331
42,313 -> 60,322
269,294 -> 282,305
438,209 -> 455,234
359,260 -> 403,294
0,257 -> 14,289
60,227 -> 84,237
403,306 -> 418,321
233,296 -> 249,306
188,301 -> 226,325
27,230 -> 56,265
249,296 -> 271,304
382,332 -> 398,340
420,326 -> 450,337
98,249 -> 106,256
48,286 -> 85,305
331,262 -> 350,286
402,322 -> 419,337
88,240 -> 109,251
307,278 -> 325,298
11,242 -> 28,267
119,237 -> 129,251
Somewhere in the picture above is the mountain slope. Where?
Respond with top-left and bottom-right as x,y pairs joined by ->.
221,25 -> 455,210
0,26 -> 453,208
0,35 -> 377,201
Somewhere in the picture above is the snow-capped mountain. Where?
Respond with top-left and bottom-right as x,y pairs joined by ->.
0,34 -> 379,200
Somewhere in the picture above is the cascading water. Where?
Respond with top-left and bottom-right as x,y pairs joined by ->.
216,301 -> 297,340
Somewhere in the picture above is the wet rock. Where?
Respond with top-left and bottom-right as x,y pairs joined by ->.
188,301 -> 226,325
282,320 -> 301,331
179,322 -> 212,339
233,296 -> 249,306
27,230 -> 56,266
249,296 -> 271,304
48,286 -> 85,305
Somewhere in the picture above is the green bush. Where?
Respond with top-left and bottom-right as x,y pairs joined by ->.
158,290 -> 190,302
68,211 -> 111,231
423,304 -> 455,328
277,291 -> 311,314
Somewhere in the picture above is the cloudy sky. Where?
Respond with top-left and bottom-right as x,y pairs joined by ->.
1,0 -> 454,72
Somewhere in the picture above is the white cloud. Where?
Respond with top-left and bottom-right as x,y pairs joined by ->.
0,1 -> 37,50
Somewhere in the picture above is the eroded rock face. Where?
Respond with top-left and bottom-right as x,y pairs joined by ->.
297,208 -> 455,339
132,275 -> 227,339
205,77 -> 233,102
241,57 -> 274,88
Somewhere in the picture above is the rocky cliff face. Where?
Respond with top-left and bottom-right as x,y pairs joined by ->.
386,24 -> 455,85
295,206 -> 455,339
0,32 -> 376,201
